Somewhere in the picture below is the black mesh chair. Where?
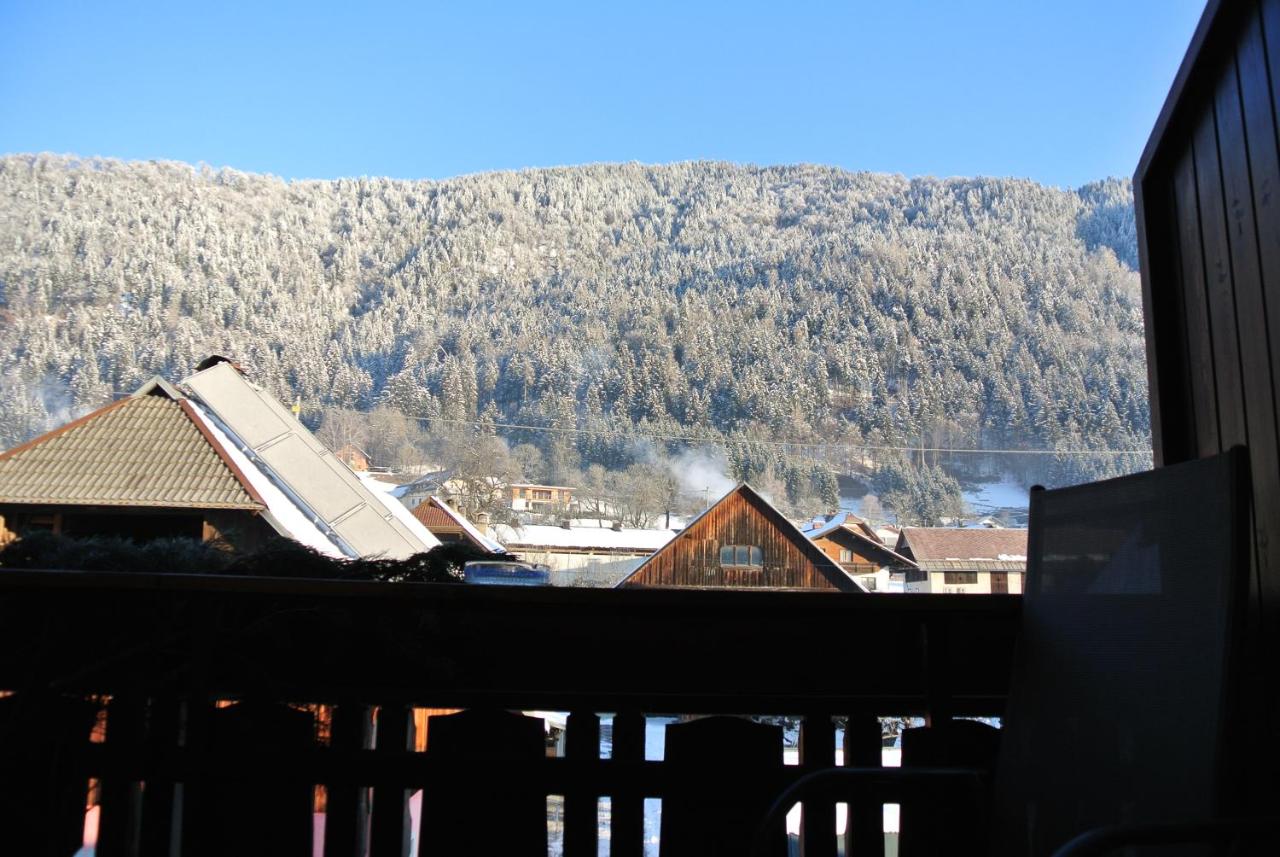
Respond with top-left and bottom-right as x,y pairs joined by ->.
756,448 -> 1271,856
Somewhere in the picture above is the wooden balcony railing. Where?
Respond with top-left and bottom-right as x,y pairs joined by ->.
0,569 -> 1020,856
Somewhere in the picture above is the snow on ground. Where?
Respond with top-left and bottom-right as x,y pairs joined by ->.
491,523 -> 675,552
961,475 -> 1030,514
842,475 -> 1030,522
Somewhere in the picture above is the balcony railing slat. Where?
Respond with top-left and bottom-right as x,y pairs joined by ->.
323,704 -> 372,857
96,694 -> 145,857
843,713 -> 884,857
564,710 -> 600,857
800,713 -> 838,857
610,710 -> 646,857
368,704 -> 414,857
137,695 -> 180,857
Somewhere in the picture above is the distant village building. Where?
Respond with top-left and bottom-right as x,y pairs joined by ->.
894,527 -> 1027,594
390,469 -> 458,510
334,444 -> 371,473
618,483 -> 867,592
411,496 -> 506,554
800,512 -> 917,592
0,360 -> 439,559
491,521 -> 673,587
508,483 -> 575,514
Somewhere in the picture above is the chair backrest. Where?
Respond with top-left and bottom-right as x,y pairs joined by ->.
991,448 -> 1248,857
419,708 -> 548,857
660,716 -> 786,857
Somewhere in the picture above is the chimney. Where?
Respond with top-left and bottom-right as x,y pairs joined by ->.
611,520 -> 623,532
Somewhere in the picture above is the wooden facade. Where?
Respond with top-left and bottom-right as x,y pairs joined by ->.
619,483 -> 864,591
1135,0 -> 1280,808
810,527 -> 912,571
410,496 -> 491,551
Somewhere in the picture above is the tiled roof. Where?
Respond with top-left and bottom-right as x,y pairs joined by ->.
897,527 -> 1028,562
410,496 -> 504,552
412,502 -> 457,529
913,559 -> 1026,572
0,393 -> 263,510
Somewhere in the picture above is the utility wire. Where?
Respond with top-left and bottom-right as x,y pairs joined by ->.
115,388 -> 1150,457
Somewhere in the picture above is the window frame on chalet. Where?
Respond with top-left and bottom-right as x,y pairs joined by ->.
719,544 -> 764,568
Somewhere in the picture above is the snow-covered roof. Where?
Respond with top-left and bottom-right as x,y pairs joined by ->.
413,495 -> 506,553
491,523 -> 674,552
801,511 -> 863,540
180,361 -> 438,559
186,402 -> 346,558
801,512 -> 918,569
357,474 -> 445,551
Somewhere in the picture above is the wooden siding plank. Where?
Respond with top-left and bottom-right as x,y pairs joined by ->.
1217,41 -> 1280,640
1249,0 -> 1280,644
1193,108 -> 1251,450
1233,0 -> 1280,647
1136,166 -> 1181,466
1173,147 -> 1223,455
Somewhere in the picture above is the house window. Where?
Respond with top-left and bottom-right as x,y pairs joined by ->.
534,489 -> 552,500
839,548 -> 853,563
862,577 -> 877,591
905,568 -> 928,583
943,571 -> 979,585
719,544 -> 763,567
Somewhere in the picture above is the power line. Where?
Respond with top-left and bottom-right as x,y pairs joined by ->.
110,388 -> 1150,457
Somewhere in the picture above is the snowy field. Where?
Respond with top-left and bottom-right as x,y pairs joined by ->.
960,476 -> 1030,516
841,476 -> 1030,522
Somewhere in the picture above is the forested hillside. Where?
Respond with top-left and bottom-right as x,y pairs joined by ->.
0,154 -> 1150,519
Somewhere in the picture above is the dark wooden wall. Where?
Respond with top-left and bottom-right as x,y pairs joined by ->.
1135,0 -> 1280,805
0,504 -> 280,554
622,487 -> 858,590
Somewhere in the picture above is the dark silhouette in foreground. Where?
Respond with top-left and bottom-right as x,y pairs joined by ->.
0,530 -> 516,582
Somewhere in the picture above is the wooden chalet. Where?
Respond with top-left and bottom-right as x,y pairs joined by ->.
800,512 -> 917,592
0,363 -> 439,559
410,495 -> 505,553
618,483 -> 867,592
0,378 -> 282,552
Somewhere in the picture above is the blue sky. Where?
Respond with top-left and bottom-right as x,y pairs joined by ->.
0,0 -> 1206,187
